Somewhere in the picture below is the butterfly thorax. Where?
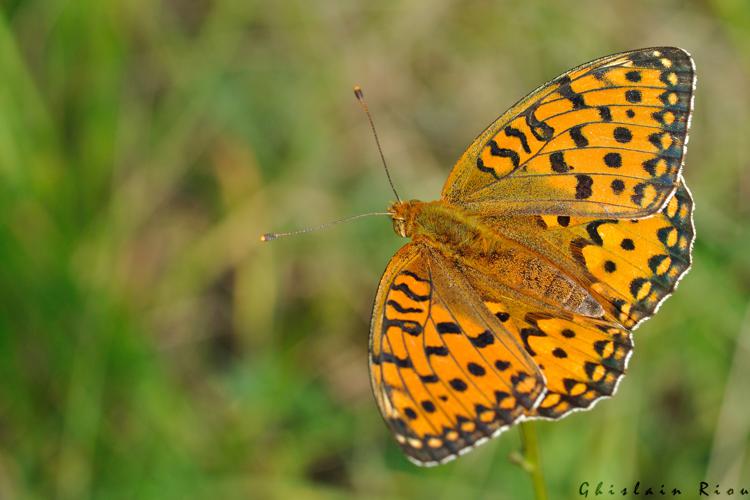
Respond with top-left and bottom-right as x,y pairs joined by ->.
389,199 -> 529,257
388,199 -> 603,317
388,200 -> 481,245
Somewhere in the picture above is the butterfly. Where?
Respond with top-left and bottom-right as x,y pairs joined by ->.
369,47 -> 695,466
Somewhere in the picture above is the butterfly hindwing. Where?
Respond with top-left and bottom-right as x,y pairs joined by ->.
477,177 -> 694,330
442,47 -> 695,218
453,264 -> 633,420
479,293 -> 633,420
369,244 -> 545,465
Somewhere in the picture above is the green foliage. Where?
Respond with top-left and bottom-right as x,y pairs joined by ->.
1,1 -> 749,498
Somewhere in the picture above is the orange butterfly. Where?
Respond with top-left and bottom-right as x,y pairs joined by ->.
368,47 -> 695,466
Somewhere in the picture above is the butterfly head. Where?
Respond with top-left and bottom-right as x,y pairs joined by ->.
388,200 -> 421,238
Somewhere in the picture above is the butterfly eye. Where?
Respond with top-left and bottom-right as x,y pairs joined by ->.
390,218 -> 405,237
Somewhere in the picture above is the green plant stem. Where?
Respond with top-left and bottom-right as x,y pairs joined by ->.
519,421 -> 548,500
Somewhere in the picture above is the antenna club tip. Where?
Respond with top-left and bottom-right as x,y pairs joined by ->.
353,85 -> 363,99
260,233 -> 276,242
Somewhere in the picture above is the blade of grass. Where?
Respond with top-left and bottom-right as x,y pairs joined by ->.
706,301 -> 750,484
519,422 -> 548,500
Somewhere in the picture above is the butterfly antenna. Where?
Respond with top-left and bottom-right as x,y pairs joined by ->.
260,211 -> 391,242
354,85 -> 401,202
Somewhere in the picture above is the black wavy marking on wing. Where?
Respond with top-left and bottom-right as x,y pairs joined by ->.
504,125 -> 532,153
390,282 -> 430,302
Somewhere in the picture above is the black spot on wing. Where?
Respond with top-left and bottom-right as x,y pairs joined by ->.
470,330 -> 495,348
561,329 -> 576,338
467,362 -> 486,376
604,152 -> 622,168
575,175 -> 593,199
436,322 -> 462,334
552,347 -> 568,358
569,125 -> 589,147
550,152 -> 572,173
625,89 -> 642,103
495,311 -> 510,322
425,346 -> 449,357
421,400 -> 436,413
625,70 -> 641,82
495,360 -> 510,371
597,106 -> 612,122
449,378 -> 468,391
614,126 -> 633,143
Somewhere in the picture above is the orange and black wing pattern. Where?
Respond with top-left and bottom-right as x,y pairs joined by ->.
479,179 -> 694,330
369,244 -> 545,465
442,47 -> 695,218
460,269 -> 633,420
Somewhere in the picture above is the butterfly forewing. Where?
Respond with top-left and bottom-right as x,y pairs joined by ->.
369,244 -> 545,465
441,47 -> 695,218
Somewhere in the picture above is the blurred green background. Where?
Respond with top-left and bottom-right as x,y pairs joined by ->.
1,1 -> 749,498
